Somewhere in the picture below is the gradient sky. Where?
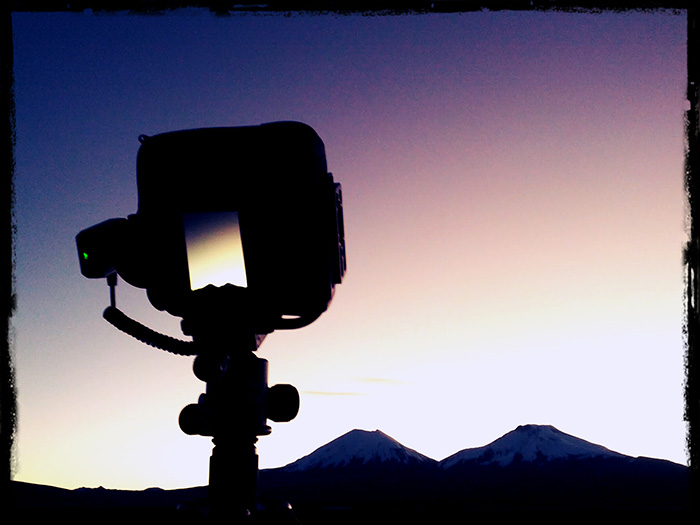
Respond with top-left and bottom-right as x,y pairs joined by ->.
9,8 -> 689,490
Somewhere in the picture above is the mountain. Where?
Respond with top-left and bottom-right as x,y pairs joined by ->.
280,428 -> 436,472
435,424 -> 690,512
259,429 -> 439,509
258,424 -> 690,518
439,424 -> 626,468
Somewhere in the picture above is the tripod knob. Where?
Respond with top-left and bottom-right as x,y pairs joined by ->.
266,384 -> 300,423
192,353 -> 227,383
179,402 -> 213,436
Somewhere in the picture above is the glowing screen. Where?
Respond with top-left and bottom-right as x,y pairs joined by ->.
183,211 -> 248,290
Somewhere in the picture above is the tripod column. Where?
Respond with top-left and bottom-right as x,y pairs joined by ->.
206,350 -> 271,519
208,434 -> 260,519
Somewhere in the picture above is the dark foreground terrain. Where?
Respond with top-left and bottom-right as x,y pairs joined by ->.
9,480 -> 693,525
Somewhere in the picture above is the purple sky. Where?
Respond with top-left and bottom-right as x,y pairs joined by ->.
10,8 -> 689,490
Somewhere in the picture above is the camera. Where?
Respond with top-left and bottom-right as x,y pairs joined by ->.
76,121 -> 346,334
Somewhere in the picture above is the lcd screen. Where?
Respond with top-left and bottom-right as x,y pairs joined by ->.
183,211 -> 248,290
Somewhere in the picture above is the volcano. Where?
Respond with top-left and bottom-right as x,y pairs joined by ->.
280,429 -> 437,472
439,424 -> 626,468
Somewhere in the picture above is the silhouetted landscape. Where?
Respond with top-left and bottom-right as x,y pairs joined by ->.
10,425 -> 691,523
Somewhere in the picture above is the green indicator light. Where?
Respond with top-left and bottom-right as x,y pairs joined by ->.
82,252 -> 89,261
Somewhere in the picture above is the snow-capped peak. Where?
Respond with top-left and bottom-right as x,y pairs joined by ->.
282,429 -> 435,472
440,424 -> 626,469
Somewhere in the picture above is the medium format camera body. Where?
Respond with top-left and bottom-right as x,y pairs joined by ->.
77,121 -> 346,335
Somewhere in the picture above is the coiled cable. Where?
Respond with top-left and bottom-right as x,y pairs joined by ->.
103,305 -> 198,356
103,273 -> 198,356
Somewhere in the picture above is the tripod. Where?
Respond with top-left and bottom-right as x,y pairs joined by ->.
103,278 -> 299,522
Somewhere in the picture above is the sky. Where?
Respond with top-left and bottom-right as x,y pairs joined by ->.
8,7 -> 690,490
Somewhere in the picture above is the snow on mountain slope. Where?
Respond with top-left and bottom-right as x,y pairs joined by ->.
281,429 -> 437,472
440,424 -> 627,469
